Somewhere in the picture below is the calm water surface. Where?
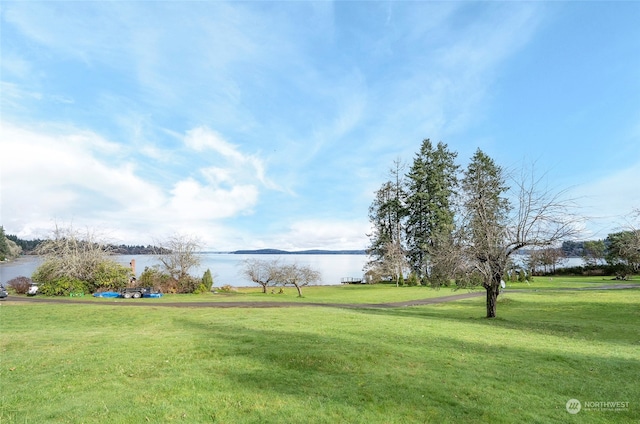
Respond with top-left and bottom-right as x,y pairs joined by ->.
0,254 -> 587,287
0,254 -> 368,287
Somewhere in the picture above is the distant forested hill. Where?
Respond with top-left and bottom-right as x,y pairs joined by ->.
232,248 -> 366,255
4,234 -> 163,255
110,245 -> 163,255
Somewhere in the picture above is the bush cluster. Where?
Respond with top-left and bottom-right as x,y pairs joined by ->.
536,264 -> 632,278
38,276 -> 88,296
138,267 -> 210,294
217,284 -> 235,293
32,258 -> 131,296
405,273 -> 421,286
7,276 -> 32,294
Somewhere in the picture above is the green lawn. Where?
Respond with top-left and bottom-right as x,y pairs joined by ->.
94,283 -> 473,304
26,275 -> 634,305
1,279 -> 638,423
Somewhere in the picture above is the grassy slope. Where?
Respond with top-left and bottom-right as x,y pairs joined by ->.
1,279 -> 638,423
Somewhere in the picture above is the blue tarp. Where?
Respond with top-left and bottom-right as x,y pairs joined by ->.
93,291 -> 121,298
92,291 -> 163,298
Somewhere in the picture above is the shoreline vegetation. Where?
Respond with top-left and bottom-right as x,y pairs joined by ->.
230,248 -> 366,255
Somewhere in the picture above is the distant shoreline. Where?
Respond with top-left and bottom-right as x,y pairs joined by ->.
229,249 -> 367,255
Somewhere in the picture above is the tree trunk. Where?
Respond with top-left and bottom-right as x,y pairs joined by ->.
485,278 -> 501,318
294,283 -> 303,297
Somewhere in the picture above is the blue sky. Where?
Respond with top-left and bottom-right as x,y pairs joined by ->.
1,1 -> 638,250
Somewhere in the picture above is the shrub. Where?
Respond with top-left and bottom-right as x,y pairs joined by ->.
93,261 -> 131,291
32,260 -> 58,285
193,283 -> 209,294
138,266 -> 203,293
518,270 -> 527,283
202,269 -> 214,290
218,284 -> 235,293
406,273 -> 421,287
177,275 -> 201,293
139,266 -> 172,291
32,257 -> 130,295
39,276 -> 88,296
8,276 -> 32,294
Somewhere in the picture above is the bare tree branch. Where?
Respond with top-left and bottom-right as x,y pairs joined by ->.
153,234 -> 202,281
240,258 -> 281,293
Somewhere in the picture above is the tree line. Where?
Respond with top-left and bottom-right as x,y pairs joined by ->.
0,226 -> 23,261
498,239 -> 639,277
2,232 -> 164,255
528,236 -> 640,277
4,224 -> 325,298
2,226 -> 324,298
366,139 -> 636,318
4,226 -> 211,296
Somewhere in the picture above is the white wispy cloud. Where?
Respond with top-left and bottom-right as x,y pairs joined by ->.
3,1 -> 636,252
291,219 -> 370,249
184,127 -> 242,158
0,82 -> 42,107
266,219 -> 371,251
168,178 -> 258,221
0,121 -> 272,246
569,160 -> 640,238
183,126 -> 279,191
1,122 -> 164,222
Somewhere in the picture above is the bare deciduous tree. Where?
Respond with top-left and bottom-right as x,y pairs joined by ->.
528,247 -> 566,274
380,240 -> 408,287
365,239 -> 408,286
241,258 -> 280,293
621,208 -> 640,267
154,234 -> 202,281
462,151 -> 580,318
35,224 -> 112,283
276,263 -> 321,297
32,223 -> 131,294
427,228 -> 469,288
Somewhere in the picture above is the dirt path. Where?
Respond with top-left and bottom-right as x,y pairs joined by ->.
5,284 -> 638,309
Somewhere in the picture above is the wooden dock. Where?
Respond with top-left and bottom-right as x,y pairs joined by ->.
341,277 -> 364,284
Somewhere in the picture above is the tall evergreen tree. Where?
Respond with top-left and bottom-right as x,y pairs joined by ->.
0,226 -> 10,261
366,181 -> 395,265
365,160 -> 407,283
404,139 -> 459,285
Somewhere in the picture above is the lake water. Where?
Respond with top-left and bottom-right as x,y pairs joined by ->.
0,254 -> 369,287
0,253 -> 588,288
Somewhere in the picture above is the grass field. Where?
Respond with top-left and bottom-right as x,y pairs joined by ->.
37,274 -> 635,305
1,277 -> 638,423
